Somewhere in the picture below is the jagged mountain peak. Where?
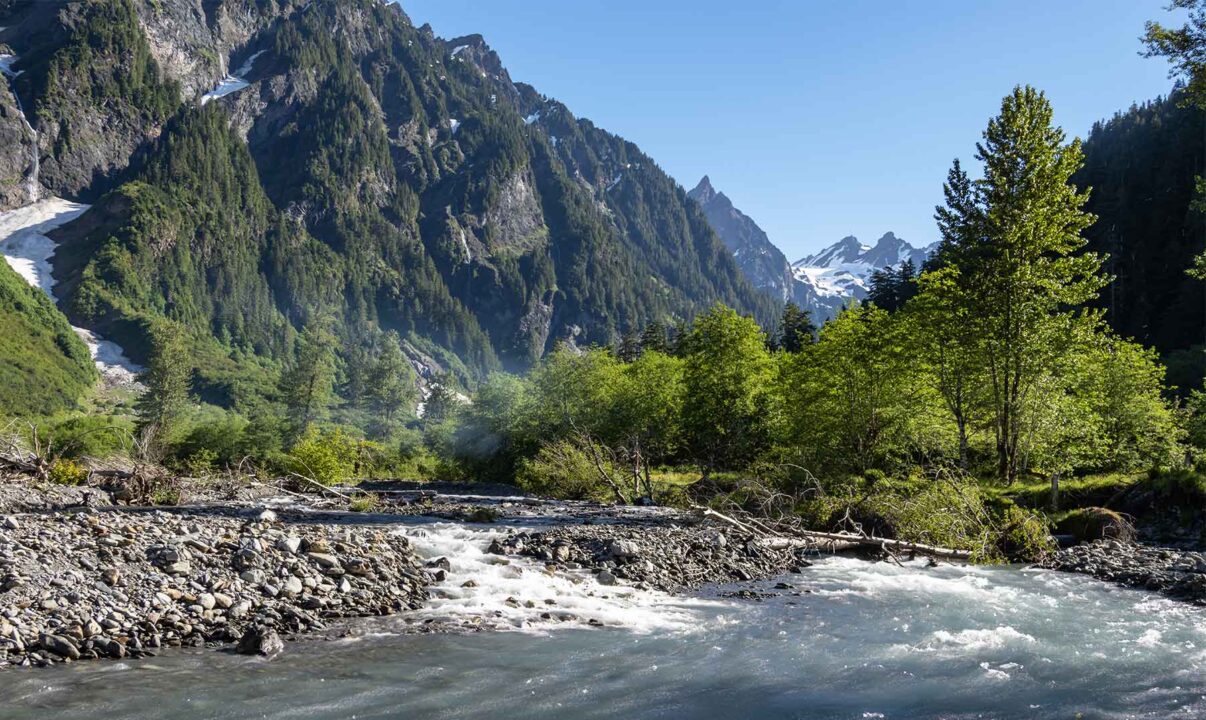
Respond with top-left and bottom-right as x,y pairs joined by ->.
688,176 -> 792,304
690,175 -> 718,203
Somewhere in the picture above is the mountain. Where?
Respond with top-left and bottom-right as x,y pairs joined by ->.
687,176 -> 795,303
686,174 -> 932,322
791,231 -> 931,313
0,0 -> 777,407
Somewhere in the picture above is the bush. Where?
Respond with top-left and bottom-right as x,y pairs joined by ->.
793,471 -> 1055,563
516,439 -> 618,502
47,458 -> 89,486
285,428 -> 360,486
37,414 -> 134,459
1055,507 -> 1136,543
993,505 -> 1056,563
348,493 -> 380,513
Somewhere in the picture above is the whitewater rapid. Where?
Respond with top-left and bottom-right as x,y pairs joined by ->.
392,522 -> 727,634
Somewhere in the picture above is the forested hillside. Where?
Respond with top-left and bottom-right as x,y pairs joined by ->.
0,0 -> 774,410
1076,91 -> 1206,390
0,258 -> 95,416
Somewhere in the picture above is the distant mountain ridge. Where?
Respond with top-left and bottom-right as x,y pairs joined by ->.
689,176 -> 935,321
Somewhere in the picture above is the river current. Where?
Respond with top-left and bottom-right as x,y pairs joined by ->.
2,523 -> 1203,719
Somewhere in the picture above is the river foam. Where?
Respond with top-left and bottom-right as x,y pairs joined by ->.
394,522 -> 728,634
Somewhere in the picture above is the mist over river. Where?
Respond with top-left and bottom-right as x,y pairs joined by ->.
3,541 -> 1203,720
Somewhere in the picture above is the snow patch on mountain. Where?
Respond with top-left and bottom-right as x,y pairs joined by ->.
201,50 -> 267,105
0,199 -> 142,387
790,232 -> 936,311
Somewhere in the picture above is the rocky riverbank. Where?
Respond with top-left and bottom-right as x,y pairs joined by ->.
0,506 -> 428,668
489,524 -> 814,593
1044,539 -> 1206,606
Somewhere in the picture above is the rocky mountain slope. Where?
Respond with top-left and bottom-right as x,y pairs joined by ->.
0,0 -> 776,406
687,176 -> 795,304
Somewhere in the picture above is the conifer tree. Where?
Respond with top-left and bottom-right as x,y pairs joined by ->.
639,322 -> 670,355
366,332 -> 418,438
616,330 -> 642,362
777,302 -> 816,352
135,321 -> 191,455
280,323 -> 338,444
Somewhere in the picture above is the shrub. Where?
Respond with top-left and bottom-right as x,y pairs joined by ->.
1055,507 -> 1136,543
348,493 -> 380,513
37,415 -> 134,459
181,448 -> 219,477
47,458 -> 88,486
286,428 -> 359,486
993,505 -> 1056,563
516,439 -> 618,502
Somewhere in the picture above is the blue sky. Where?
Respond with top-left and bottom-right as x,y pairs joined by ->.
402,0 -> 1181,259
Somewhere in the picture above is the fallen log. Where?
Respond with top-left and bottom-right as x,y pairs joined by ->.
692,504 -> 972,561
789,528 -> 973,561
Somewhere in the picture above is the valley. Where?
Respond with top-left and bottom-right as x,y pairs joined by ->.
0,1 -> 1205,718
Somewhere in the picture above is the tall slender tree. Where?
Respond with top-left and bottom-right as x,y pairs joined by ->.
938,86 -> 1103,483
279,322 -> 338,444
135,321 -> 192,455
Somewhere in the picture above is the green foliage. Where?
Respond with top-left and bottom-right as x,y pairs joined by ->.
774,302 -> 815,352
680,305 -> 773,469
135,321 -> 192,452
516,438 -> 618,502
933,86 -> 1106,483
779,304 -> 921,473
286,427 -> 360,486
279,323 -> 337,443
0,260 -> 96,416
348,493 -> 381,513
47,458 -> 88,487
1055,507 -> 1136,543
34,414 -> 135,460
1142,1 -> 1206,108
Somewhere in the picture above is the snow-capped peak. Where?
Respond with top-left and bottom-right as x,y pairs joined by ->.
790,232 -> 931,301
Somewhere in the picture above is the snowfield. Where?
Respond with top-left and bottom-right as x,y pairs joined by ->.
0,199 -> 142,387
201,50 -> 267,105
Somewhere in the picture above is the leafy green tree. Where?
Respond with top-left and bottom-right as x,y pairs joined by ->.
905,267 -> 988,470
780,305 -> 919,472
1079,336 -> 1183,470
776,302 -> 816,352
135,321 -> 192,455
279,323 -> 338,444
680,304 -> 774,471
1143,1 -> 1206,107
938,87 -> 1103,483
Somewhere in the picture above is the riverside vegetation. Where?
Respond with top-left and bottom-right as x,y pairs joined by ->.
5,86 -> 1205,572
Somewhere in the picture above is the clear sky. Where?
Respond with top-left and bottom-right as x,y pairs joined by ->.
401,0 -> 1181,259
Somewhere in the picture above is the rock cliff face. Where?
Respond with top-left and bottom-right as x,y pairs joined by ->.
0,0 -> 775,398
688,176 -> 795,304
